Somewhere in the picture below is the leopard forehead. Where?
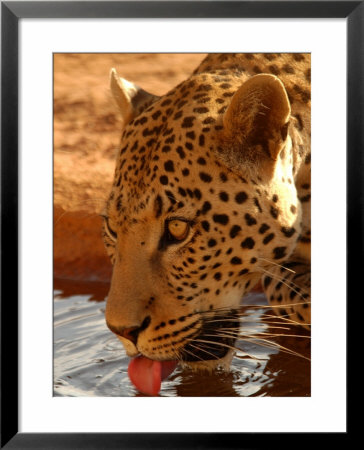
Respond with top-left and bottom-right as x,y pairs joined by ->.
110,71 -> 244,202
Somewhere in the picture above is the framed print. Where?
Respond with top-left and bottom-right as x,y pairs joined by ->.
1,1 -> 361,448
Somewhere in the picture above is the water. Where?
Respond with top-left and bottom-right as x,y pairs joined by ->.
54,279 -> 310,397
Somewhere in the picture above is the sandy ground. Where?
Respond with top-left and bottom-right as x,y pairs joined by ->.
54,53 -> 206,281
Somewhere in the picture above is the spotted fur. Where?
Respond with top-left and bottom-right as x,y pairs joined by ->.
103,54 -> 311,370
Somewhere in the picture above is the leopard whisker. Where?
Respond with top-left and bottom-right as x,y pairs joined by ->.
220,324 -> 292,333
241,336 -> 311,360
185,342 -> 224,361
250,332 -> 311,339
192,325 -> 310,360
179,345 -> 207,362
258,267 -> 310,300
191,337 -> 251,355
257,257 -> 296,273
242,301 -> 311,310
190,335 -> 302,360
258,312 -> 310,327
54,199 -> 107,227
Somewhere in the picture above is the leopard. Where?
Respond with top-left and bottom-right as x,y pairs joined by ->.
102,53 -> 311,373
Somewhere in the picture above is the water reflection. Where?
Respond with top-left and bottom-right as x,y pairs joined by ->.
54,280 -> 310,397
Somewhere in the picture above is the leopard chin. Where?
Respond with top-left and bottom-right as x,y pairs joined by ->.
180,350 -> 235,372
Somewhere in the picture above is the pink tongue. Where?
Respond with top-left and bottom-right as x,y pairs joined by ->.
128,356 -> 178,396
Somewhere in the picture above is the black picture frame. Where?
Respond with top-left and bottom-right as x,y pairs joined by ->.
1,1 -> 360,448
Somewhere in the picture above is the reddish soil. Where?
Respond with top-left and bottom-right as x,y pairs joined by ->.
54,53 -> 205,282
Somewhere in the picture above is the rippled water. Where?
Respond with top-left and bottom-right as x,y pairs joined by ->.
54,279 -> 310,397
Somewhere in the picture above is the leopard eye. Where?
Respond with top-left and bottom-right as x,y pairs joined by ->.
167,219 -> 190,241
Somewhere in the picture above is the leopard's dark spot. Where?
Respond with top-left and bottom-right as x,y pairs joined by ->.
208,239 -> 217,247
219,192 -> 229,202
201,201 -> 211,214
230,256 -> 242,265
213,214 -> 229,225
160,175 -> 168,185
164,160 -> 175,172
201,220 -> 210,231
199,172 -> 212,183
235,192 -> 248,204
245,214 -> 257,226
241,237 -> 255,249
273,246 -> 287,259
263,233 -> 275,244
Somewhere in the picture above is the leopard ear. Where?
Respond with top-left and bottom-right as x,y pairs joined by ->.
222,74 -> 291,161
110,68 -> 160,125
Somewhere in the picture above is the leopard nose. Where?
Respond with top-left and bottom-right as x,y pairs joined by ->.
106,316 -> 151,345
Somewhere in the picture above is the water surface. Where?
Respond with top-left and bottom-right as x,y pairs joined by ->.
54,279 -> 310,397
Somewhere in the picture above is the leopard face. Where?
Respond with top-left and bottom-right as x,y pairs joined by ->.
103,54 -> 311,369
